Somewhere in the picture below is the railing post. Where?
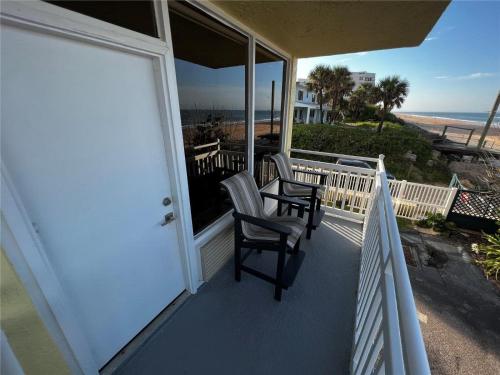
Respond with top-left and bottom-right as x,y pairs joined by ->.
377,154 -> 385,172
465,129 -> 474,146
443,187 -> 458,217
394,180 -> 407,216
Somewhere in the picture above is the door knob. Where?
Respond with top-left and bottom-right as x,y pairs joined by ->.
161,212 -> 175,226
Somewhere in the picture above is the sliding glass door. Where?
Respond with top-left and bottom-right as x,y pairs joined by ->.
169,3 -> 288,234
169,2 -> 247,233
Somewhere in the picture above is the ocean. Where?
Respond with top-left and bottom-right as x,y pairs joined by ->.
397,112 -> 500,125
180,109 -> 280,126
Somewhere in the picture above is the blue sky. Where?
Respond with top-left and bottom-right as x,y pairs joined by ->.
297,0 -> 500,113
175,58 -> 283,111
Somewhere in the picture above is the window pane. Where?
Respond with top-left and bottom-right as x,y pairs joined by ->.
46,1 -> 158,37
169,2 -> 247,234
254,44 -> 286,188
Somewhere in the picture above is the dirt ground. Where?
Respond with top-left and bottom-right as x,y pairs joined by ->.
183,121 -> 282,146
400,229 -> 500,375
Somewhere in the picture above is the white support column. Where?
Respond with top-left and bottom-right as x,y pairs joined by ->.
246,36 -> 255,174
305,107 -> 310,124
284,57 -> 297,155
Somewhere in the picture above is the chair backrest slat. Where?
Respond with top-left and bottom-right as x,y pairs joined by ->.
221,171 -> 265,220
271,152 -> 298,195
271,153 -> 295,181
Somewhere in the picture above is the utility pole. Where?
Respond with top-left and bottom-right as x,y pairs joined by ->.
270,80 -> 275,135
477,91 -> 500,150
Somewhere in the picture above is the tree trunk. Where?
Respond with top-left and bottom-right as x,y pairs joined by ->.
377,108 -> 386,134
319,100 -> 324,124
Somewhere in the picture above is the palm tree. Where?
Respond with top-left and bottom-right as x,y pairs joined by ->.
372,76 -> 409,133
306,65 -> 331,124
348,83 -> 373,121
328,66 -> 354,123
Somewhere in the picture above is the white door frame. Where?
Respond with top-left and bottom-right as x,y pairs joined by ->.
0,1 -> 198,373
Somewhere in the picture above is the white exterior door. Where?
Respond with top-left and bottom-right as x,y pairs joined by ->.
1,24 -> 186,368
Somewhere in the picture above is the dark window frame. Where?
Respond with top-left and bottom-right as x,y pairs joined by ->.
253,42 -> 287,189
46,1 -> 159,38
169,1 -> 249,234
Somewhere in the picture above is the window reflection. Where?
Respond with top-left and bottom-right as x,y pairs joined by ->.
254,45 -> 286,188
169,2 -> 247,234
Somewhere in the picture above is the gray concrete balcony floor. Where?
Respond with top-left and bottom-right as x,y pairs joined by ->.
115,215 -> 362,375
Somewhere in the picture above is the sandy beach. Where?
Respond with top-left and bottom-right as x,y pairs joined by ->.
396,114 -> 500,150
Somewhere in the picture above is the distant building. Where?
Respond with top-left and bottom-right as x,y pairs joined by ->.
294,79 -> 330,124
350,71 -> 376,90
294,72 -> 375,124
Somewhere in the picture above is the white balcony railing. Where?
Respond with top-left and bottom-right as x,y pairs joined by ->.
291,150 -> 378,221
290,148 -> 456,221
351,157 -> 430,375
290,149 -> 430,374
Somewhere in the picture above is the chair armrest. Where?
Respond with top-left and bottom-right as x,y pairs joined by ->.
279,178 -> 322,190
260,192 -> 308,207
233,212 -> 291,235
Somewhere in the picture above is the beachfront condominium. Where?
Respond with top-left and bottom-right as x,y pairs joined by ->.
294,72 -> 375,124
294,78 -> 330,124
351,71 -> 376,90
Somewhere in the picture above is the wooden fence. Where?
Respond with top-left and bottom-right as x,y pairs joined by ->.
388,180 -> 457,220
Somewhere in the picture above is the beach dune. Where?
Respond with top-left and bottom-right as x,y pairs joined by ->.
396,114 -> 500,150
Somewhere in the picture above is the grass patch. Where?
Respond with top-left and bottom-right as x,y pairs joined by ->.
291,121 -> 451,184
396,217 -> 414,231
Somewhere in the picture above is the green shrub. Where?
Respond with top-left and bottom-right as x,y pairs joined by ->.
357,104 -> 379,121
396,217 -> 413,231
291,122 -> 450,183
473,231 -> 500,280
416,213 -> 447,231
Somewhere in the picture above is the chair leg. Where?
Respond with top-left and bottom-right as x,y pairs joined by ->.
287,204 -> 292,216
235,242 -> 241,282
278,180 -> 284,216
306,198 -> 315,239
274,235 -> 287,301
316,196 -> 321,211
293,238 -> 300,255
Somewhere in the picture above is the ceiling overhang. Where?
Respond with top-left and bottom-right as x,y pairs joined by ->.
211,1 -> 450,57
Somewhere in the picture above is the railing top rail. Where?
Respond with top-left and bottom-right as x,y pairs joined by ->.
193,139 -> 220,150
389,179 -> 452,191
377,159 -> 431,375
291,157 -> 377,176
290,148 -> 379,163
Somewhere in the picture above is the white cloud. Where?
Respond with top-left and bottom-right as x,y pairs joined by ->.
457,72 -> 496,80
356,52 -> 369,56
434,72 -> 496,80
425,36 -> 438,41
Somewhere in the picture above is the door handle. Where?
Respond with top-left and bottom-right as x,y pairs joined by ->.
161,212 -> 175,226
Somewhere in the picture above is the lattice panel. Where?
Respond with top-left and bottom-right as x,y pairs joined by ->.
451,191 -> 500,220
